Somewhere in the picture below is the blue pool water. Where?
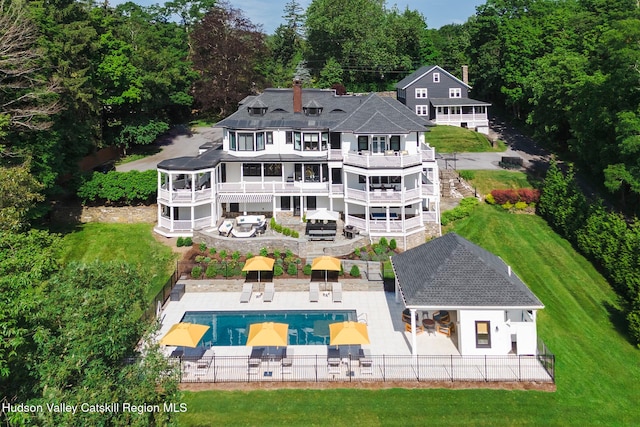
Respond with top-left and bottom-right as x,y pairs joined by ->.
181,310 -> 357,346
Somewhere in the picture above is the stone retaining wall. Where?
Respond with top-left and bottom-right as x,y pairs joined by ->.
52,204 -> 157,224
179,278 -> 383,293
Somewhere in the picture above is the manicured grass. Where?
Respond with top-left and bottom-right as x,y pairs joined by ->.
115,153 -> 147,165
462,170 -> 535,196
177,206 -> 640,426
425,125 -> 506,153
58,223 -> 177,299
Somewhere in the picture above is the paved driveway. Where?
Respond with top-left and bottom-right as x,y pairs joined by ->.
117,126 -> 222,172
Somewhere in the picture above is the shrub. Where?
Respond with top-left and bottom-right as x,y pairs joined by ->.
183,237 -> 192,246
285,249 -> 293,258
219,250 -> 227,259
191,265 -> 202,279
379,237 -> 388,248
441,197 -> 479,226
287,263 -> 298,275
199,242 -> 207,252
283,228 -> 291,236
274,224 -> 282,233
195,255 -> 204,263
491,189 -> 519,205
374,245 -> 384,255
485,193 -> 496,205
209,247 -> 217,255
176,237 -> 185,247
303,264 -> 312,275
231,251 -> 240,261
203,257 -> 211,264
270,217 -> 277,228
205,265 -> 217,278
515,201 -> 528,210
77,169 -> 157,204
518,188 -> 541,204
389,239 -> 397,250
274,265 -> 284,276
291,230 -> 299,238
259,247 -> 268,257
274,250 -> 281,259
502,202 -> 513,210
246,252 -> 253,259
354,248 -> 361,257
350,265 -> 361,277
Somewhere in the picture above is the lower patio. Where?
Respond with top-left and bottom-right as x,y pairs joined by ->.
157,281 -> 554,384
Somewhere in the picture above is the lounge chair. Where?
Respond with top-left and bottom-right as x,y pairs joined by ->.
193,357 -> 212,376
309,282 -> 319,302
327,347 -> 342,376
240,283 -> 253,303
248,358 -> 261,375
359,349 -> 372,375
332,282 -> 342,303
281,348 -> 293,374
263,282 -> 275,302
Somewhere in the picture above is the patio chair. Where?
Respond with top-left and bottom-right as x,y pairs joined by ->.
433,310 -> 450,324
193,357 -> 212,376
282,348 -> 293,374
359,349 -> 372,375
436,322 -> 454,337
248,357 -> 261,375
263,282 -> 275,302
240,283 -> 253,303
332,282 -> 342,303
309,282 -> 319,302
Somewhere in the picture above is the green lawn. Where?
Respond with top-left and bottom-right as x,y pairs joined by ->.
177,206 -> 640,426
58,223 -> 177,299
425,125 -> 506,153
462,170 -> 535,195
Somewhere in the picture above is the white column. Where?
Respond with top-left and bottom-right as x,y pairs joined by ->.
386,206 -> 390,232
168,173 -> 174,202
272,196 -> 277,220
410,308 -> 418,357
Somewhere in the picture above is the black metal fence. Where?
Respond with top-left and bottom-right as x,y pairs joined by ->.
142,268 -> 179,322
536,339 -> 556,382
173,353 -> 555,384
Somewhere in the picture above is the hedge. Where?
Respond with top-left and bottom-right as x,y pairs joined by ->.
77,169 -> 157,204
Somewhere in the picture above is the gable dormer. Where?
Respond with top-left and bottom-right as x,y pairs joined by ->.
246,99 -> 267,116
303,99 -> 323,116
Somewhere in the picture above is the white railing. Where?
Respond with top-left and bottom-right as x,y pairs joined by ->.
404,215 -> 423,230
345,215 -> 366,230
217,182 -> 329,194
159,216 -> 171,229
422,184 -> 436,196
172,220 -> 193,231
345,187 -> 422,204
435,113 -> 489,125
193,216 -> 212,230
404,188 -> 421,201
158,188 -> 213,203
343,152 -> 422,168
422,211 -> 438,222
421,145 -> 436,161
330,184 -> 344,195
328,149 -> 343,161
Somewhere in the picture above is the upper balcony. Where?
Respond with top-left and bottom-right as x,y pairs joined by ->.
342,151 -> 423,169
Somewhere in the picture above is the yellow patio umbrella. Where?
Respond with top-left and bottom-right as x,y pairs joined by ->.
160,322 -> 210,348
311,256 -> 341,287
329,321 -> 370,346
242,256 -> 275,286
245,322 -> 289,347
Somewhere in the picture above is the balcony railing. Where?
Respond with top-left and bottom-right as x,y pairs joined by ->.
343,151 -> 423,168
421,145 -> 436,161
217,181 -> 329,194
345,187 -> 423,204
344,215 -> 424,233
158,216 -> 212,231
434,113 -> 489,125
158,188 -> 214,203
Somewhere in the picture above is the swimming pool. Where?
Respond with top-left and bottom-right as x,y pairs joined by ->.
181,310 -> 357,346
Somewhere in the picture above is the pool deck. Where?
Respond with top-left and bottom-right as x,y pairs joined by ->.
159,280 -> 461,358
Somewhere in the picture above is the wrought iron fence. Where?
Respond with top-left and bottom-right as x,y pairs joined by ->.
173,353 -> 554,384
536,339 -> 556,381
142,268 -> 179,322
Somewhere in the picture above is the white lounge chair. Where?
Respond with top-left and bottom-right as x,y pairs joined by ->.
332,282 -> 342,303
360,349 -> 373,375
309,282 -> 319,302
281,348 -> 293,374
263,282 -> 275,302
240,283 -> 253,303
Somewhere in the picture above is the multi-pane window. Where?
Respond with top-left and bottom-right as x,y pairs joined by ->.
286,131 -> 293,144
390,136 -> 400,151
304,133 -> 319,151
433,72 -> 440,83
242,163 -> 261,176
266,131 -> 273,144
256,132 -> 265,151
294,132 -> 301,151
416,105 -> 429,116
238,133 -> 254,151
415,88 -> 428,98
475,321 -> 491,348
449,88 -> 462,98
372,136 -> 386,153
264,163 -> 282,176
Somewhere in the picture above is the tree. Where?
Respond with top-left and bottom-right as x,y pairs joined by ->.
317,57 -> 343,88
0,158 -> 44,231
191,3 -> 267,118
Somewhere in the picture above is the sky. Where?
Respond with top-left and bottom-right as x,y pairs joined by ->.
109,0 -> 486,34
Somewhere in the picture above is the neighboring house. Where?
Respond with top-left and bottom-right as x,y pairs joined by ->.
154,80 -> 440,248
395,65 -> 491,134
391,233 -> 544,356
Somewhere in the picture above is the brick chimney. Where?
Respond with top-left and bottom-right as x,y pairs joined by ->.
462,65 -> 469,85
293,78 -> 302,113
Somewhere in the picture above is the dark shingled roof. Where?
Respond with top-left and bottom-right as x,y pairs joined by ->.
395,65 -> 471,90
391,233 -> 543,309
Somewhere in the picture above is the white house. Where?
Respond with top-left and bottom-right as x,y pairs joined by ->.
391,233 -> 544,356
155,81 -> 441,248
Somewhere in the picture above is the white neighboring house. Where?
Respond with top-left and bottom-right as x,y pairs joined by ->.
154,81 -> 440,248
396,65 -> 491,134
392,233 -> 544,356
